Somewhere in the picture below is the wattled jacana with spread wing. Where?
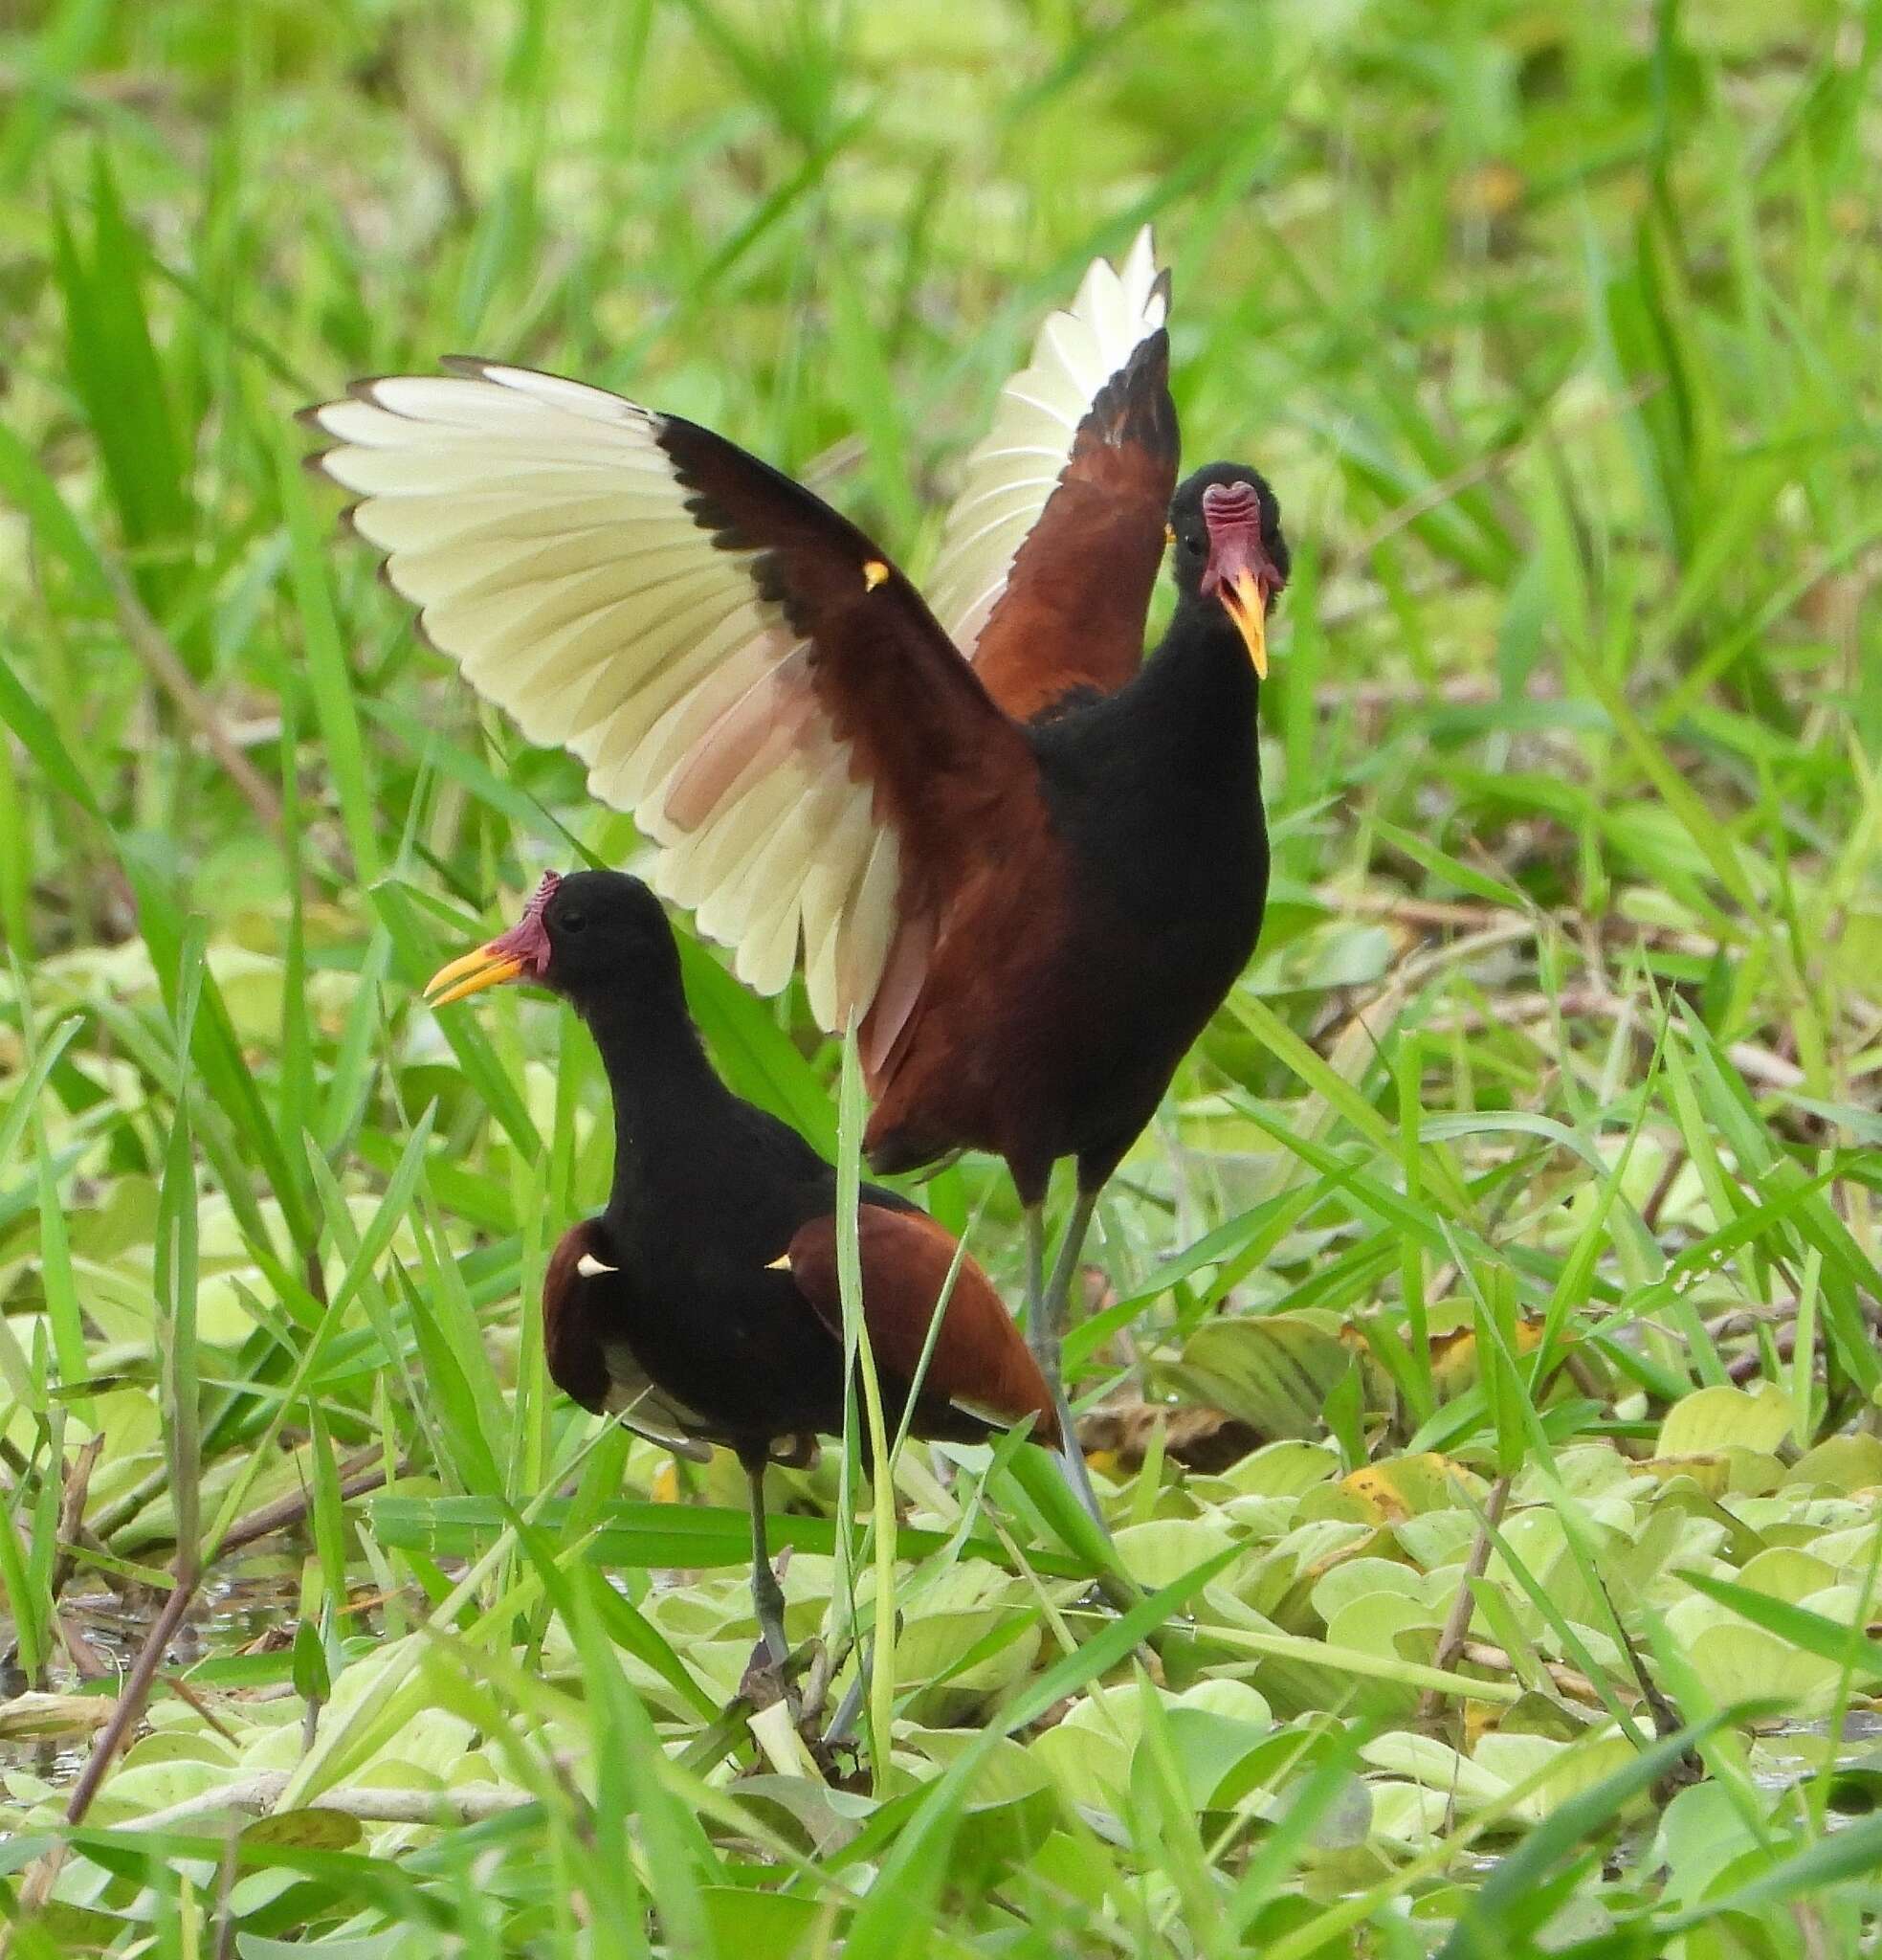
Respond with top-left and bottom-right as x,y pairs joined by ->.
308,231 -> 1287,1508
424,868 -> 1059,1666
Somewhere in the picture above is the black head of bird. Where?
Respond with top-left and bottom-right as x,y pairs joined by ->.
1167,464 -> 1290,679
425,867 -> 682,1009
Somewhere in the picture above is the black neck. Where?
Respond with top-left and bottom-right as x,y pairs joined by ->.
1131,593 -> 1262,779
573,969 -> 731,1214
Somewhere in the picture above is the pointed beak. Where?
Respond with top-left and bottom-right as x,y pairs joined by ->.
424,887 -> 555,1008
1220,567 -> 1269,679
424,942 -> 526,1008
1203,528 -> 1278,680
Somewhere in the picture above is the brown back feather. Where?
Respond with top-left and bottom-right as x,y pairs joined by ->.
786,1207 -> 1060,1448
542,1220 -> 612,1414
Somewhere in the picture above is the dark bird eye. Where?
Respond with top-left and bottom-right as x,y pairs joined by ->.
1185,532 -> 1205,554
561,913 -> 587,934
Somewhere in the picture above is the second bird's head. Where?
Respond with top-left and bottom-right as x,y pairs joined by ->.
424,868 -> 677,1011
1167,464 -> 1289,679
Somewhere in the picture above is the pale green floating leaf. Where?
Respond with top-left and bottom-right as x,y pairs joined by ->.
1784,1433 -> 1882,1494
1368,1778 -> 1457,1850
1029,1719 -> 1131,1815
1031,1682 -> 1274,1816
1167,1316 -> 1357,1440
240,1806 -> 365,1852
87,1758 -> 226,1816
1322,1593 -> 1441,1666
903,1728 -> 1059,1876
119,1728 -> 239,1770
1205,1716 -> 1351,1818
697,1886 -> 828,1957
1653,1779 -> 1772,1909
235,1718 -> 311,1777
1515,1444 -> 1640,1505
1173,1678 -> 1273,1724
1803,1519 -> 1881,1568
1656,1382 -> 1793,1458
1681,1620 -> 1843,1714
1638,1449 -> 1785,1497
1600,1501 -> 1726,1609
1392,1509 -> 1482,1571
1340,1452 -> 1485,1520
1237,1519 -> 1377,1626
1112,1515 -> 1241,1591
731,1775 -> 875,1857
1311,1556 -> 1425,1624
76,1387 -> 163,1469
905,1728 -> 1051,1803
1216,1438 -> 1341,1498
1736,1547 -> 1842,1604
1022,1828 -> 1117,1917
901,1611 -> 1041,1722
1495,1690 -> 1605,1744
1472,1729 -> 1640,1823
234,1934 -> 407,1960
1487,1507 -> 1569,1592
10,1904 -> 128,1952
1219,1494 -> 1306,1542
1041,1682 -> 1157,1754
1800,1583 -> 1870,1626
1150,1704 -> 1276,1814
1362,1731 -> 1508,1805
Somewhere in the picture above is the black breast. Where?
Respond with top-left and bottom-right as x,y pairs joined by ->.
1024,623 -> 1269,1171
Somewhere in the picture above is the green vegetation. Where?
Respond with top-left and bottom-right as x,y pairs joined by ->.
4,0 -> 1880,1950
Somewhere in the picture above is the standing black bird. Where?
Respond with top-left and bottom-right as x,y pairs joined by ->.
425,869 -> 1059,1665
883,462 -> 1284,1496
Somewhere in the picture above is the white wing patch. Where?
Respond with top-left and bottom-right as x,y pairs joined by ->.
926,227 -> 1169,660
305,362 -> 897,1033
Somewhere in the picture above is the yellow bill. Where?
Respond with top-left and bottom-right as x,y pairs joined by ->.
1220,568 -> 1269,679
424,944 -> 526,1008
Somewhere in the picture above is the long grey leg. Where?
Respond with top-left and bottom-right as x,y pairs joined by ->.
1030,1189 -> 1105,1526
1042,1189 -> 1099,1348
1022,1203 -> 1048,1370
1033,1187 -> 1097,1404
745,1460 -> 789,1667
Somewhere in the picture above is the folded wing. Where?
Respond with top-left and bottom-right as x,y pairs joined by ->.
786,1207 -> 1059,1446
542,1223 -> 713,1460
305,361 -> 1033,1037
925,227 -> 1180,720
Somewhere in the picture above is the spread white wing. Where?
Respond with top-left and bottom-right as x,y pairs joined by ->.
305,362 -> 903,1032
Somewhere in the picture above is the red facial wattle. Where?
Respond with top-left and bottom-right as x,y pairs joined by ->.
424,869 -> 561,1006
488,870 -> 560,979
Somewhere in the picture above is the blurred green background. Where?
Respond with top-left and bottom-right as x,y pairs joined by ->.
3,0 -> 1880,1950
